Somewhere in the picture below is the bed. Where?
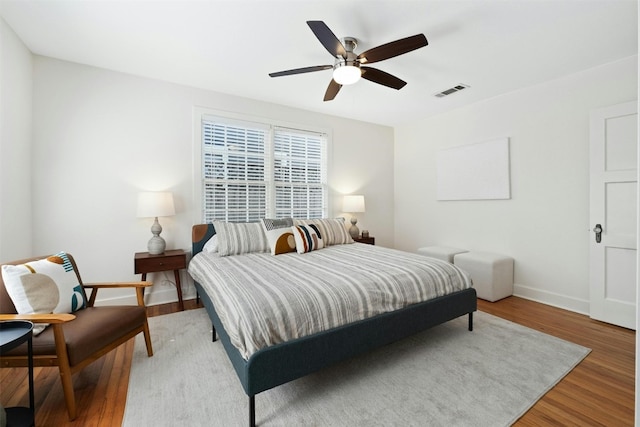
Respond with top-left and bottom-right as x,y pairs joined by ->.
188,223 -> 477,426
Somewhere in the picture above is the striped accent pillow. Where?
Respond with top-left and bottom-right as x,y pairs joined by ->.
294,218 -> 353,246
213,221 -> 269,257
292,224 -> 324,254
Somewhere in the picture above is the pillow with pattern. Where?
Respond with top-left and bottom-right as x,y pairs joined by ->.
2,252 -> 87,335
261,218 -> 297,255
293,218 -> 353,246
212,221 -> 269,257
291,224 -> 324,254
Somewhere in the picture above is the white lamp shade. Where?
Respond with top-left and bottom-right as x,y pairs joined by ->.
343,195 -> 365,213
137,192 -> 175,218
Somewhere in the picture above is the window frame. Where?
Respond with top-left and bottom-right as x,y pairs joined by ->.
192,107 -> 332,224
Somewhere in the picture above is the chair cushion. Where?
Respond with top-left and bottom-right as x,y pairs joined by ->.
2,306 -> 147,366
1,252 -> 87,335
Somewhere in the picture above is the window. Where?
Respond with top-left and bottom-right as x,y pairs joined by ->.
199,114 -> 328,223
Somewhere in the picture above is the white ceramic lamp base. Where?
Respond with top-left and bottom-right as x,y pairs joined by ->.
147,217 -> 166,255
349,216 -> 359,239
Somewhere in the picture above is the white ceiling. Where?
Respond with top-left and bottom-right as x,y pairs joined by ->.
1,0 -> 637,127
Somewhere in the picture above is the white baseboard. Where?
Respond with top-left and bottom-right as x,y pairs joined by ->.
92,281 -> 590,314
513,283 -> 590,316
92,285 -> 197,307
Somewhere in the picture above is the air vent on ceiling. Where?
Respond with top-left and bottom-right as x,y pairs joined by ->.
434,84 -> 469,98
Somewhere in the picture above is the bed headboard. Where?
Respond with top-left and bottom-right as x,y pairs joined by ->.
192,223 -> 216,257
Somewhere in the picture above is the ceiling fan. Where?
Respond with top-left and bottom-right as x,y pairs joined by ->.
269,21 -> 428,101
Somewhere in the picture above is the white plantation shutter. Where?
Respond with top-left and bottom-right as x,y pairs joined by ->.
201,117 -> 327,222
202,119 -> 269,222
273,127 -> 326,218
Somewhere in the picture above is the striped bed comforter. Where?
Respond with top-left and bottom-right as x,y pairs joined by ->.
188,243 -> 473,360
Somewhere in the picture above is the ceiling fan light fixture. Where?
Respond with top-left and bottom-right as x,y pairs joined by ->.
269,21 -> 428,101
333,63 -> 361,85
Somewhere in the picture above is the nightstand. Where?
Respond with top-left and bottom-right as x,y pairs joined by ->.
353,236 -> 375,245
134,249 -> 187,310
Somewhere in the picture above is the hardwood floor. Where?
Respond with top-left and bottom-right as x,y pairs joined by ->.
479,298 -> 635,426
1,297 -> 635,426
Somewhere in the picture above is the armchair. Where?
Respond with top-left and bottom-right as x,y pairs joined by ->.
0,254 -> 153,420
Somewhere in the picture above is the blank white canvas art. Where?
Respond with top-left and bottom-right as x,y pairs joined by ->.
437,138 -> 511,200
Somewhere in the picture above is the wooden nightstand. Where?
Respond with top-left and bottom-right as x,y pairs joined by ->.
353,236 -> 375,245
134,249 -> 187,310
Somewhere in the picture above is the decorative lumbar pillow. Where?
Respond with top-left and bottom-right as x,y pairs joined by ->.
291,224 -> 324,254
261,218 -> 297,255
212,221 -> 269,257
2,252 -> 87,335
294,218 -> 353,246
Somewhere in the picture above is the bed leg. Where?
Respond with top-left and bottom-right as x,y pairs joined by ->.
249,395 -> 255,427
468,312 -> 474,331
212,323 -> 217,342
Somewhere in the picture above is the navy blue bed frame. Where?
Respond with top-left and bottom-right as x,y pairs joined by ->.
191,223 -> 477,427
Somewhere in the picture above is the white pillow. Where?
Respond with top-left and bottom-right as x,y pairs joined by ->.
203,234 -> 219,253
2,252 -> 87,335
212,221 -> 269,257
261,218 -> 296,255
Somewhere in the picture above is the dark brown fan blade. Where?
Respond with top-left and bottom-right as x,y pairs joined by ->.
323,79 -> 342,101
357,34 -> 428,64
307,21 -> 347,59
361,67 -> 407,90
269,65 -> 333,77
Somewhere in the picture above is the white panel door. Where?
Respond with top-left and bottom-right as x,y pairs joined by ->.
589,101 -> 638,329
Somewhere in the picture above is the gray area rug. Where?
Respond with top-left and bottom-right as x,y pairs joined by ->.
123,308 -> 590,426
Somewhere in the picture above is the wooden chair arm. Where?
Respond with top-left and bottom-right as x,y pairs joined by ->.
84,282 -> 152,308
0,313 -> 75,323
83,281 -> 152,289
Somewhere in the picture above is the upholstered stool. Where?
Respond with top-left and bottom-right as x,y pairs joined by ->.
454,251 -> 514,302
417,246 -> 468,263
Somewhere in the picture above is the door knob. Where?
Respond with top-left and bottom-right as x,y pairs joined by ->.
593,224 -> 602,243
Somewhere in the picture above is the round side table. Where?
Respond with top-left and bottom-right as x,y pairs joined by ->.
1,320 -> 35,427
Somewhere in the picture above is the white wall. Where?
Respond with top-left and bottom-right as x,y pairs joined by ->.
29,56 -> 394,305
0,17 -> 32,260
394,55 -> 638,314
7,22 -> 634,314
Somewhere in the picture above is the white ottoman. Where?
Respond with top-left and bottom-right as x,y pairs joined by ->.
417,246 -> 468,263
454,251 -> 514,302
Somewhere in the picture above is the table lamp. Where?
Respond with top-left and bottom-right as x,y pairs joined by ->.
137,191 -> 175,255
343,195 -> 365,238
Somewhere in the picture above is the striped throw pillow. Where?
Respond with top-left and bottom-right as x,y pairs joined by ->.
294,218 -> 353,246
291,224 -> 324,254
213,221 -> 269,257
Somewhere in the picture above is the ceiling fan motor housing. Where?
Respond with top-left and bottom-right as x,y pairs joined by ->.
333,37 -> 361,84
341,37 -> 358,53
